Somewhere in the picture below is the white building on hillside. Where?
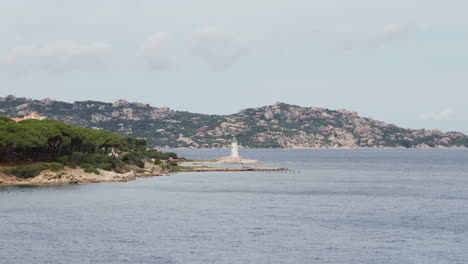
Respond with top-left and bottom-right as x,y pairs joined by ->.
10,113 -> 46,122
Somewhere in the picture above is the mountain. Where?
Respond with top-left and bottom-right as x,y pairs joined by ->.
1,95 -> 467,148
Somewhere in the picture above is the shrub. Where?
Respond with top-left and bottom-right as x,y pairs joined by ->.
80,163 -> 92,169
57,155 -> 70,165
50,162 -> 64,172
121,152 -> 145,168
35,163 -> 50,171
84,167 -> 100,174
98,163 -> 113,171
69,152 -> 86,163
67,162 -> 78,169
3,166 -> 40,179
158,163 -> 167,171
112,159 -> 128,173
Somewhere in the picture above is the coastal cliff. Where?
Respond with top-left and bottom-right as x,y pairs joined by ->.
1,95 -> 467,149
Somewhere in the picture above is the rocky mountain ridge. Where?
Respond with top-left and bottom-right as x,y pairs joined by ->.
1,95 -> 467,148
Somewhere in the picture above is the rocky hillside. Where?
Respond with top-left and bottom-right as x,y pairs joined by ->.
1,95 -> 467,148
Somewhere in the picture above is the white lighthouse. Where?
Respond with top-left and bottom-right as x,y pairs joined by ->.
230,137 -> 239,158
216,137 -> 259,164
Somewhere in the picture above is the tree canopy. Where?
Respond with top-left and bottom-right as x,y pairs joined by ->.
0,117 -> 125,162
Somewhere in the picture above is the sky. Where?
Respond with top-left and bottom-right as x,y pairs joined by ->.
0,0 -> 467,133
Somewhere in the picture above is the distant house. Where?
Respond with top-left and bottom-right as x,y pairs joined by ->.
10,113 -> 46,122
24,113 -> 45,120
167,157 -> 181,163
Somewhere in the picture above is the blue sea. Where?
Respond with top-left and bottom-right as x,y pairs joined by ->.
1,149 -> 468,264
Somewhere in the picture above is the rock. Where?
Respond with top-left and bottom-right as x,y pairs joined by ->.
15,104 -> 29,110
112,99 -> 130,107
39,98 -> 53,105
91,113 -> 112,123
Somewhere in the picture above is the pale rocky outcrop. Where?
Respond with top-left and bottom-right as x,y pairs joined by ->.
0,166 -> 163,186
91,113 -> 113,123
29,169 -> 136,184
16,104 -> 29,110
264,111 -> 274,119
112,99 -> 130,107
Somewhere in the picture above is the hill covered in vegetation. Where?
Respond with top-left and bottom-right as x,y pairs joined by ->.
0,116 -> 177,179
1,95 -> 467,149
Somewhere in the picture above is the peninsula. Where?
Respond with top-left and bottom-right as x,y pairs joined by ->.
0,116 -> 177,185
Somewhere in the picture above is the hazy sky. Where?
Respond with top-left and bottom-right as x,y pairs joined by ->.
1,0 -> 467,133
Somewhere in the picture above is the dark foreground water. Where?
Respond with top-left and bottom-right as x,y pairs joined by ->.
1,149 -> 468,264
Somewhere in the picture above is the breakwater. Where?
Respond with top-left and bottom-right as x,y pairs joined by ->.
191,166 -> 296,173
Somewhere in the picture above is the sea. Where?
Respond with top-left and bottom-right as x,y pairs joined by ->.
1,149 -> 467,264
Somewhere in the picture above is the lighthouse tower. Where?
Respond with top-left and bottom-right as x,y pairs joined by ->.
216,137 -> 259,164
230,137 -> 239,158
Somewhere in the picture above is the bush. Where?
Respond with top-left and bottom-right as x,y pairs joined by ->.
56,155 -> 69,165
58,153 -> 79,167
50,162 -> 64,172
158,163 -> 167,171
35,163 -> 50,171
67,162 -> 78,169
0,162 -> 63,179
59,152 -> 127,171
84,167 -> 100,174
121,152 -> 145,168
112,159 -> 127,173
69,152 -> 86,163
98,163 -> 113,171
80,163 -> 92,169
3,166 -> 40,179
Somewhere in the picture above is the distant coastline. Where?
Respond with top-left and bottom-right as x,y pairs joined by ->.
158,146 -> 468,150
1,96 -> 467,149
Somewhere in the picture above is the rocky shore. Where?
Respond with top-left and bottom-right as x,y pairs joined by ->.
0,165 -> 164,186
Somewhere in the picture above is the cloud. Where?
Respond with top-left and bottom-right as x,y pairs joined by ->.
334,20 -> 416,51
0,41 -> 113,73
420,109 -> 453,121
138,32 -> 172,71
190,27 -> 250,71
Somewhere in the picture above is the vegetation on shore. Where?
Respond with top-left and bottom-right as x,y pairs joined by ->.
0,116 -> 178,179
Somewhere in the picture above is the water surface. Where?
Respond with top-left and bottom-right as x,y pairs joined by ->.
1,149 -> 467,264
